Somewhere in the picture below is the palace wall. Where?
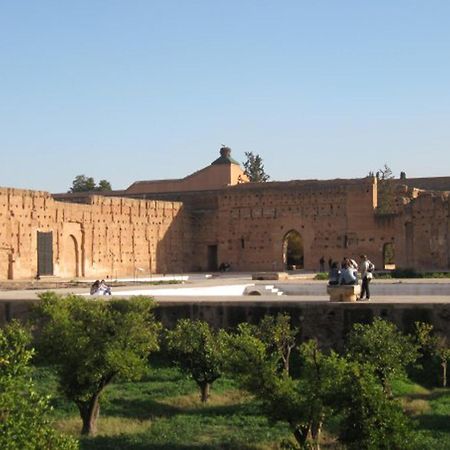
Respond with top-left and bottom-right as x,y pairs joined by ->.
200,177 -> 393,271
0,187 -> 189,280
398,191 -> 450,271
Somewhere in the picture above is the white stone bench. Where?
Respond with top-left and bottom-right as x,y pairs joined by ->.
327,284 -> 361,302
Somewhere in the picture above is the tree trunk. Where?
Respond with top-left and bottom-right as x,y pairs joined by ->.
311,419 -> 323,450
442,360 -> 447,388
78,394 -> 101,436
293,424 -> 310,448
199,382 -> 210,403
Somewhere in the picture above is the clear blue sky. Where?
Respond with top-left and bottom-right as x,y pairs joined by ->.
1,1 -> 450,192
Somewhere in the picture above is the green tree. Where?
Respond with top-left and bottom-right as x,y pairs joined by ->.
375,163 -> 395,214
415,322 -> 450,387
69,175 -> 96,192
243,151 -> 270,182
68,175 -> 112,193
0,321 -> 78,450
97,179 -> 112,191
166,319 -> 225,402
34,293 -> 161,436
346,318 -> 418,395
256,313 -> 298,374
224,318 -> 336,449
335,360 -> 416,450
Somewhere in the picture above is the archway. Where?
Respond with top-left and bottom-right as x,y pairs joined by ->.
383,242 -> 395,270
282,230 -> 304,270
67,235 -> 79,278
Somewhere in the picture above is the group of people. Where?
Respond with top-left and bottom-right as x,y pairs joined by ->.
90,279 -> 112,296
327,254 -> 374,300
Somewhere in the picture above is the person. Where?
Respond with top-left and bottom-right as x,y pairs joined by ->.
90,280 -> 100,295
328,261 -> 340,285
339,261 -> 357,285
349,257 -> 359,282
359,254 -> 374,300
319,256 -> 325,272
98,279 -> 112,295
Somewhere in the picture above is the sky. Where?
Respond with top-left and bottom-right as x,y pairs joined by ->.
1,1 -> 450,192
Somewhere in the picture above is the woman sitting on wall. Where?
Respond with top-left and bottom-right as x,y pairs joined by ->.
328,261 -> 340,285
339,261 -> 358,285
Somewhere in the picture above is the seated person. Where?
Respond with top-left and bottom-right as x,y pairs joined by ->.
98,279 -> 112,295
219,262 -> 231,272
90,280 -> 100,295
339,262 -> 358,285
328,261 -> 340,285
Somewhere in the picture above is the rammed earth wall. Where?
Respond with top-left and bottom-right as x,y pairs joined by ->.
0,188 -> 190,280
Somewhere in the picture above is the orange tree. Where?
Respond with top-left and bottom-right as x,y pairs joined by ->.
34,293 -> 161,436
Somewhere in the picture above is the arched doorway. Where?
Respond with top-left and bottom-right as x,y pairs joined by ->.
282,230 -> 304,270
67,235 -> 79,278
383,242 -> 395,270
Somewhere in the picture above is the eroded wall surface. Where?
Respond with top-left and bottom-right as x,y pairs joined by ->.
0,188 -> 189,280
195,178 -> 395,271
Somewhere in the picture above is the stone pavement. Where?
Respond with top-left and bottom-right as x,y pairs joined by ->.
0,274 -> 449,304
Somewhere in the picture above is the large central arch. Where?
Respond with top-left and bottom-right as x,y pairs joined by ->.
282,230 -> 304,270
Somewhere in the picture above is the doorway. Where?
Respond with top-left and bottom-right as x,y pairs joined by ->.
282,230 -> 304,270
207,245 -> 218,271
37,231 -> 54,276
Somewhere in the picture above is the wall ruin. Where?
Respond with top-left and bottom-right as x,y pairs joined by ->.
0,187 -> 189,280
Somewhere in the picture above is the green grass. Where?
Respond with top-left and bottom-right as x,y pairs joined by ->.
33,361 -> 290,449
32,361 -> 450,450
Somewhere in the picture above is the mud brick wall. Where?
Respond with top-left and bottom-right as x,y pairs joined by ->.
206,178 -> 397,271
0,188 -> 190,280
397,191 -> 450,270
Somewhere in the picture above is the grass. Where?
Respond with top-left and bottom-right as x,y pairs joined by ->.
32,361 -> 450,450
33,361 -> 290,449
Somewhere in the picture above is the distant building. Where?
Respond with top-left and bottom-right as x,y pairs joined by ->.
1,147 -> 450,279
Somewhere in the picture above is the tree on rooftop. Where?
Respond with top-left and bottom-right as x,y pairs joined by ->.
243,151 -> 270,182
97,179 -> 112,191
68,175 -> 112,193
375,163 -> 395,214
34,293 -> 161,436
0,320 -> 78,450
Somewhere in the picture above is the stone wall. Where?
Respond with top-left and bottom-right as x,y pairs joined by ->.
201,177 -> 398,271
0,187 -> 189,280
398,191 -> 450,270
2,299 -> 450,352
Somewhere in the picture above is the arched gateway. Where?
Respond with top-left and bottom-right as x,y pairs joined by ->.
282,230 -> 304,270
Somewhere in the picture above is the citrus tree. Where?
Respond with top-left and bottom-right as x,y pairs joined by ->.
34,293 -> 161,436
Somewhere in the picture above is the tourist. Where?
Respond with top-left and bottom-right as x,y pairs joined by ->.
328,261 -> 340,285
98,279 -> 112,295
339,261 -> 357,285
319,256 -> 325,272
90,280 -> 100,295
359,255 -> 375,300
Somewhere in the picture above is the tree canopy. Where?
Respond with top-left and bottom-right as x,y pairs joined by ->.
243,151 -> 270,182
0,321 -> 78,450
346,317 -> 418,394
166,319 -> 226,402
34,293 -> 161,436
68,175 -> 112,193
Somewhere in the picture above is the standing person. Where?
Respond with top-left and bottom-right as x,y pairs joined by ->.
319,256 -> 325,272
328,261 -> 340,285
359,255 -> 374,300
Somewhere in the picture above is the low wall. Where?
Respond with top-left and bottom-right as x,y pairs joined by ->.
2,299 -> 450,351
